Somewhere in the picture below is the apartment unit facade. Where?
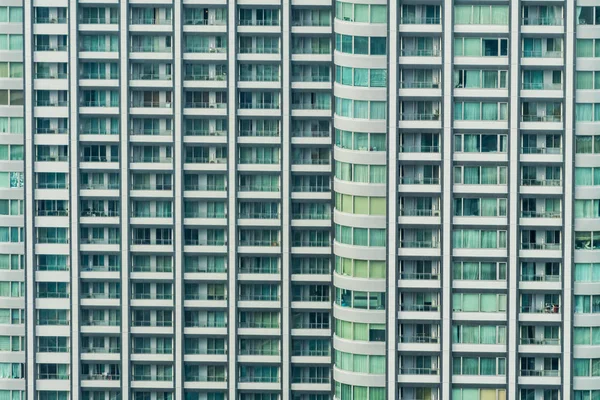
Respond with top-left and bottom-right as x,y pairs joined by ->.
0,0 -> 599,399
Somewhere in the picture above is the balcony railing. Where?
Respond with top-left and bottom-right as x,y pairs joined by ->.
520,243 -> 561,250
238,211 -> 278,219
82,347 -> 120,353
400,177 -> 440,185
520,211 -> 561,218
399,367 -> 438,375
80,155 -> 119,162
522,115 -> 562,122
520,369 -> 560,377
520,305 -> 560,314
131,239 -> 172,245
239,376 -> 279,383
81,183 -> 119,190
80,72 -> 118,80
401,113 -> 440,121
132,374 -> 172,381
292,240 -> 330,247
399,335 -> 439,343
36,100 -> 68,107
400,16 -> 441,24
400,209 -> 439,217
520,274 -> 561,282
239,129 -> 279,137
184,184 -> 226,191
185,46 -> 226,53
292,19 -> 330,26
521,146 -> 562,154
185,74 -> 226,81
291,377 -> 330,384
130,45 -> 172,53
522,17 -> 563,26
81,17 -> 119,24
291,103 -> 331,110
400,49 -> 440,57
36,45 -> 68,51
239,102 -> 279,110
400,81 -> 440,89
291,212 -> 329,220
400,272 -> 439,280
240,19 -> 279,26
522,50 -> 563,58
37,210 -> 68,217
292,348 -> 330,356
81,265 -> 120,272
292,47 -> 330,55
131,73 -> 172,81
239,294 -> 279,301
292,130 -> 329,138
292,75 -> 330,82
185,18 -> 226,25
81,238 -> 120,245
184,239 -> 226,246
35,72 -> 68,79
35,17 -> 67,24
185,320 -> 227,328
292,185 -> 329,192
400,145 -> 440,153
400,304 -> 439,312
522,82 -> 562,90
239,47 -> 279,54
520,338 -> 560,345
130,17 -> 171,25
184,347 -> 226,355
292,158 -> 329,165
238,240 -> 280,247
239,348 -> 279,356
521,179 -> 561,187
184,375 -> 225,382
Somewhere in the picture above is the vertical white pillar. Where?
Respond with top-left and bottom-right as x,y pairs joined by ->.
508,1 -> 520,399
563,0 -> 574,396
441,0 -> 453,398
281,0 -> 291,397
23,1 -> 35,398
387,0 -> 398,398
119,1 -> 130,398
68,1 -> 80,396
227,1 -> 237,397
173,1 -> 184,399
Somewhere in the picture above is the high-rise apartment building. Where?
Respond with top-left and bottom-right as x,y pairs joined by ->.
1,0 -> 600,399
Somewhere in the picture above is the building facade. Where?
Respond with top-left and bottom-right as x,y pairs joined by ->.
1,0 -> 599,399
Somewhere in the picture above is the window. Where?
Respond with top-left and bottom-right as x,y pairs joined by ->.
454,133 -> 507,153
575,168 -> 600,186
335,161 -> 386,183
335,224 -> 386,247
335,66 -> 387,87
454,37 -> 508,57
0,34 -> 23,50
335,2 -> 387,23
453,262 -> 507,281
335,256 -> 385,279
454,102 -> 508,121
453,356 -> 506,376
335,34 -> 387,55
453,229 -> 507,249
454,69 -> 508,89
453,166 -> 507,185
453,293 -> 507,312
455,5 -> 509,25
453,325 -> 506,344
